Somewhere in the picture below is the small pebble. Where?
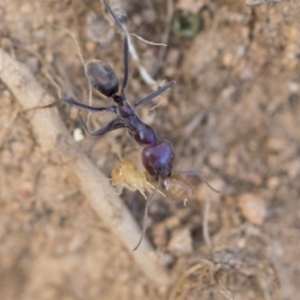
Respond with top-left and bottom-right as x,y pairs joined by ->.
289,82 -> 299,93
73,128 -> 84,142
168,228 -> 193,256
208,152 -> 224,169
238,193 -> 266,225
266,177 -> 280,189
267,135 -> 286,152
288,159 -> 300,178
222,52 -> 234,67
26,57 -> 39,74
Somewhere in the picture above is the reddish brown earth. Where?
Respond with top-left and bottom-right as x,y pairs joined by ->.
0,0 -> 299,299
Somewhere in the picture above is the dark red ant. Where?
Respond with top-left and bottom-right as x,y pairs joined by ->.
62,0 -> 219,250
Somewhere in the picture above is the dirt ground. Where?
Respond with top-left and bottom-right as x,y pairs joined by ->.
0,0 -> 299,299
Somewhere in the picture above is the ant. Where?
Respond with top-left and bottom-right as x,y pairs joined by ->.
62,0 -> 219,250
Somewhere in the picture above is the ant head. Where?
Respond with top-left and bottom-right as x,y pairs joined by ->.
85,59 -> 119,97
141,141 -> 175,181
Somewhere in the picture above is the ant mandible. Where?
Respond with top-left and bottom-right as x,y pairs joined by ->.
62,0 -> 219,250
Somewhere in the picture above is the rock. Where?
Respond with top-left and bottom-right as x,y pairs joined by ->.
168,228 -> 193,256
238,193 -> 266,225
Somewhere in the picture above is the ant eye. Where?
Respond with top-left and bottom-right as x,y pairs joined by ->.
85,59 -> 119,97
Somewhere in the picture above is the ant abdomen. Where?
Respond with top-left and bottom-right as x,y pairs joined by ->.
85,59 -> 119,97
141,141 -> 175,180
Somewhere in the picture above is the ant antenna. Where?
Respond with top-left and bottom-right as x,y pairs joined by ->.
173,170 -> 220,193
133,178 -> 161,251
102,0 -> 130,94
134,80 -> 176,107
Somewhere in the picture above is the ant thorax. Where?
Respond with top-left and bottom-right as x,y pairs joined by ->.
116,101 -> 133,118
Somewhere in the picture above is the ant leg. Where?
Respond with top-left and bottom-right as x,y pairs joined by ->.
134,80 -> 176,107
78,115 -> 125,137
103,0 -> 129,94
173,170 -> 220,193
62,97 -> 117,114
133,178 -> 161,251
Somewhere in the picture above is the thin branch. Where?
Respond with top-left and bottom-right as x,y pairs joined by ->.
129,33 -> 167,47
152,0 -> 174,76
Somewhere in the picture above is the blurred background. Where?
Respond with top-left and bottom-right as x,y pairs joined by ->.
0,0 -> 299,299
